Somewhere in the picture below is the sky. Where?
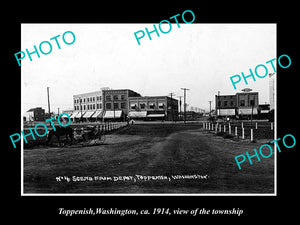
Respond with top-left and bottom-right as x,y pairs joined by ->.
21,23 -> 276,113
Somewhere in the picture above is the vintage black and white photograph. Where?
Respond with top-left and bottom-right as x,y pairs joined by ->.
20,23 -> 276,195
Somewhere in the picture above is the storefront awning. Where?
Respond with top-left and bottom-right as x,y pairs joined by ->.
74,112 -> 85,118
260,110 -> 269,114
82,111 -> 95,118
103,110 -> 122,119
61,113 -> 71,118
91,110 -> 103,118
128,111 -> 147,118
218,109 -> 236,116
238,108 -> 258,115
147,114 -> 165,118
70,112 -> 79,119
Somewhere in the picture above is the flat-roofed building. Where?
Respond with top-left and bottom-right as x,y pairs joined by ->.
128,96 -> 178,121
102,89 -> 141,121
24,107 -> 45,121
215,94 -> 237,117
215,89 -> 259,118
236,91 -> 259,116
72,90 -> 104,121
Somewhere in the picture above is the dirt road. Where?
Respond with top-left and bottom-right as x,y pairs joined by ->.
23,124 -> 274,194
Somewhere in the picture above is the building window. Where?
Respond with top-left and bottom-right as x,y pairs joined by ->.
106,95 -> 111,101
230,101 -> 234,106
121,95 -> 126,100
250,99 -> 255,106
113,95 -> 119,100
106,103 -> 111,109
83,105 -> 86,110
224,101 -> 228,106
97,96 -> 102,101
158,103 -> 164,109
121,102 -> 126,109
218,101 -> 221,107
92,97 -> 95,102
74,106 -> 76,110
140,103 -> 146,109
92,104 -> 95,109
240,100 -> 245,106
87,98 -> 89,102
113,103 -> 119,109
149,103 -> 155,109
130,104 -> 137,109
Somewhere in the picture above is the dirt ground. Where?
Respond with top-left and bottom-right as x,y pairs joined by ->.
23,124 -> 274,194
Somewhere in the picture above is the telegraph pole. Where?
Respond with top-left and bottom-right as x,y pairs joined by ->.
169,92 -> 175,121
178,96 -> 182,121
209,101 -> 212,117
47,87 -> 51,117
181,88 -> 190,123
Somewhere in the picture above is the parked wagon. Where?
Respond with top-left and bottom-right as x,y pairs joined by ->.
73,125 -> 106,146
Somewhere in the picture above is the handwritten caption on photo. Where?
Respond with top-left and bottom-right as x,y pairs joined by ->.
55,174 -> 209,182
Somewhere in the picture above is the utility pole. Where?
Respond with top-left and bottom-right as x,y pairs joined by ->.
178,96 -> 182,121
181,88 -> 190,124
47,87 -> 51,117
217,91 -> 220,117
250,96 -> 254,124
209,101 -> 212,117
169,92 -> 175,121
